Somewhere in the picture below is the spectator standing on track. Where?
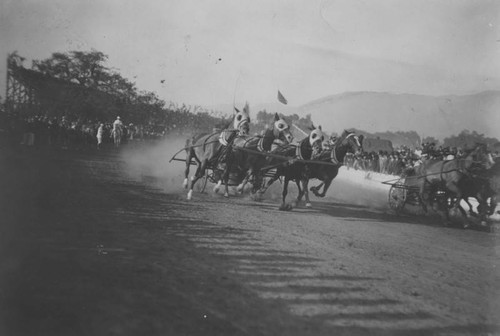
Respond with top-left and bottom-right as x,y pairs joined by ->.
128,123 -> 135,141
96,123 -> 104,149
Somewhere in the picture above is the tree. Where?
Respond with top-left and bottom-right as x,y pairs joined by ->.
443,129 -> 498,149
33,50 -> 109,88
30,50 -> 150,122
422,136 -> 439,146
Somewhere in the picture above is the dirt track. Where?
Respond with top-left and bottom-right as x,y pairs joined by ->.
1,141 -> 499,336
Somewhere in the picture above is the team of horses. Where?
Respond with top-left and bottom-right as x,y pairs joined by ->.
182,103 -> 364,210
410,144 -> 498,228
180,103 -> 499,229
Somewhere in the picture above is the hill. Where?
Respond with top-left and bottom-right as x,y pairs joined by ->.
297,91 -> 500,141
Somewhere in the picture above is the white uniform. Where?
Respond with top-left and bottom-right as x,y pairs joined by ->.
113,119 -> 123,130
96,125 -> 104,144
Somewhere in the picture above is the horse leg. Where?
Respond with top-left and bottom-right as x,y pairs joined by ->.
220,149 -> 237,198
237,170 -> 251,194
222,164 -> 232,198
475,193 -> 490,226
187,160 -> 207,200
302,178 -> 312,208
183,150 -> 194,189
419,181 -> 429,213
212,166 -> 227,195
251,173 -> 263,195
213,166 -> 223,194
317,179 -> 333,198
258,170 -> 280,195
463,198 -> 477,217
310,182 -> 324,197
279,177 -> 292,211
294,180 -> 303,207
489,194 -> 498,216
446,181 -> 469,228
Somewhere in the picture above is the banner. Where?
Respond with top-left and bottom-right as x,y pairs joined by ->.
277,90 -> 288,105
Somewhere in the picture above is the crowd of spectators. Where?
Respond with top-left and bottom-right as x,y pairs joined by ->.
344,149 -> 412,176
0,114 -> 169,150
344,142 -> 497,176
0,107 -> 227,150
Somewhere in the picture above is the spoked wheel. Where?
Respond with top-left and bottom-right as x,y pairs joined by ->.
195,174 -> 209,193
388,183 -> 407,215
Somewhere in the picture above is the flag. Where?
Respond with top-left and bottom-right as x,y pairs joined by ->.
277,90 -> 288,105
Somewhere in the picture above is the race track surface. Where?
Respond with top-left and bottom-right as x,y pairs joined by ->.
1,141 -> 499,336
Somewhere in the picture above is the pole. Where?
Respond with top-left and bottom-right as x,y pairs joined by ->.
292,123 -> 308,137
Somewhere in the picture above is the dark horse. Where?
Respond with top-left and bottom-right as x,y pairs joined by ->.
456,157 -> 500,226
259,125 -> 325,210
184,104 -> 251,200
223,113 -> 293,197
414,144 -> 495,226
308,130 -> 364,198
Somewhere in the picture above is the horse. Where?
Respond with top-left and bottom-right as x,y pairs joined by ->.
259,124 -> 325,210
111,126 -> 123,147
414,144 -> 495,226
308,130 -> 364,198
184,103 -> 251,200
457,158 -> 500,225
222,113 -> 294,197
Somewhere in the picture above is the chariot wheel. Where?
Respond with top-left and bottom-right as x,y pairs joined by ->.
388,182 -> 407,215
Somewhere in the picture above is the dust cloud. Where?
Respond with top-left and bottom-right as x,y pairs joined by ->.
322,174 -> 389,210
119,136 -> 191,193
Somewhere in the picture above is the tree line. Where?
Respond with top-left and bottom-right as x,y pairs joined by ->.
3,49 -> 498,151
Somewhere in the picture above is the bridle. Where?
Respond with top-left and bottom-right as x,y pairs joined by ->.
330,133 -> 361,165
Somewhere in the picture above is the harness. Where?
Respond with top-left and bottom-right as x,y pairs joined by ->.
295,144 -> 304,160
219,130 -> 238,147
295,138 -> 312,161
330,133 -> 354,165
329,135 -> 355,165
330,145 -> 340,165
216,130 -> 238,164
257,137 -> 265,152
246,130 -> 283,153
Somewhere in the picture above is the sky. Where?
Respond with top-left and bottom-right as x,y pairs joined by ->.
1,0 -> 499,108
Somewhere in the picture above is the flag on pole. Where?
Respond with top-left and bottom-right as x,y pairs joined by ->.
277,90 -> 288,105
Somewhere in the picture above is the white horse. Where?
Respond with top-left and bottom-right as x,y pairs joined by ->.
184,104 -> 251,200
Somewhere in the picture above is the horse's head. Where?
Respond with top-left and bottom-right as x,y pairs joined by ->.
272,113 -> 293,144
307,124 -> 325,155
339,130 -> 364,155
233,103 -> 251,135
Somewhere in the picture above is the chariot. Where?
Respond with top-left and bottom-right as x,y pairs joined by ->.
383,174 -> 452,215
